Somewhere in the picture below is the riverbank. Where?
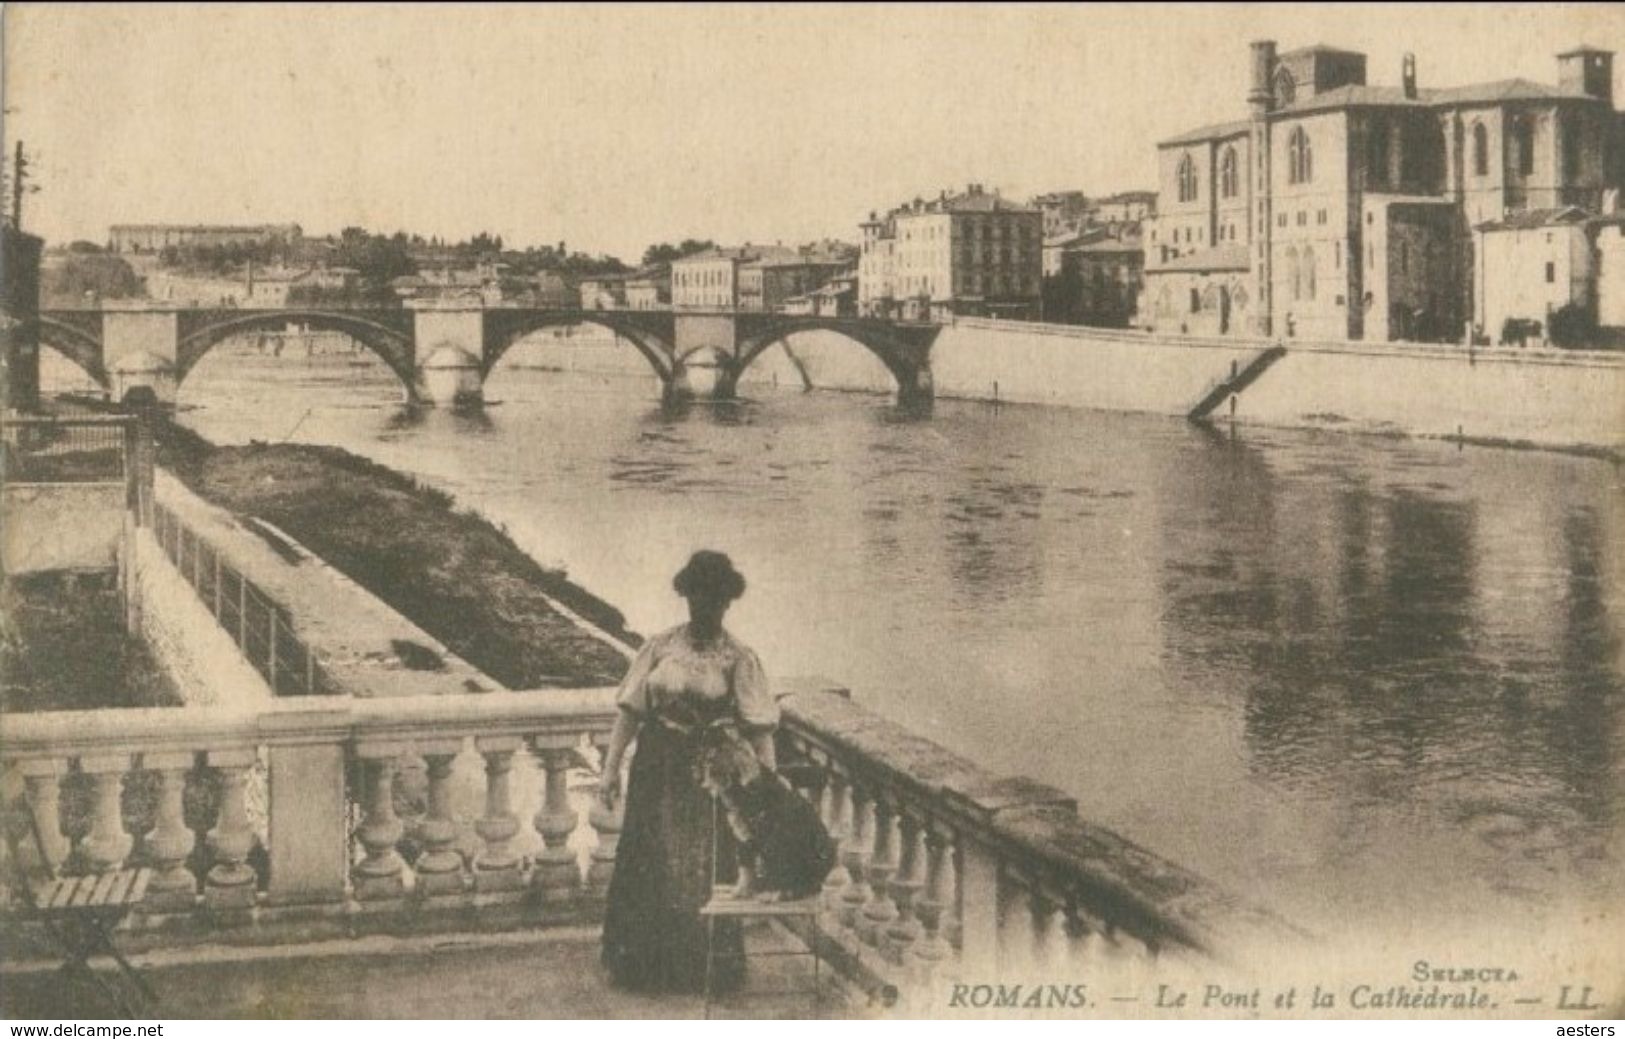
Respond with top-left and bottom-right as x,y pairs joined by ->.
153,420 -> 637,689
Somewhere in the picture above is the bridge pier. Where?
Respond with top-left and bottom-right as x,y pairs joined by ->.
111,350 -> 177,406
418,346 -> 484,407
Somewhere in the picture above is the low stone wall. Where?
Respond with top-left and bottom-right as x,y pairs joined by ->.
153,470 -> 499,698
1,484 -> 125,575
127,521 -> 273,710
781,319 -> 1625,454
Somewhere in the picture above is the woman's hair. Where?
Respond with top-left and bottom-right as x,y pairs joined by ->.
673,550 -> 746,602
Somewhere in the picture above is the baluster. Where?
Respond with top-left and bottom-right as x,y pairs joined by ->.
142,752 -> 199,908
80,755 -> 133,873
472,737 -> 522,891
858,797 -> 898,946
999,874 -> 1050,976
911,824 -> 954,976
883,811 -> 924,964
838,785 -> 872,930
585,739 -> 623,896
352,750 -> 407,899
17,760 -> 69,873
413,746 -> 465,897
530,745 -> 580,901
945,835 -> 963,953
1062,905 -> 1102,970
819,766 -> 850,908
1030,889 -> 1062,975
204,749 -> 258,908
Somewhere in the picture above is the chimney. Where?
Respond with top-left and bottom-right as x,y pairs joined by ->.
1402,53 -> 1417,99
1249,40 -> 1278,113
1558,47 -> 1614,106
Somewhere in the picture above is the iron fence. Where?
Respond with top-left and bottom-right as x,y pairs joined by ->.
0,415 -> 135,487
149,498 -> 329,697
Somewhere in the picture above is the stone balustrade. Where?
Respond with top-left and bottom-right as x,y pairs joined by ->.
774,682 -> 1300,997
0,688 -> 622,939
2,677 -> 1295,992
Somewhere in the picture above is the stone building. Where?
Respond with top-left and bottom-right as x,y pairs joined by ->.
1142,41 -> 1623,343
737,249 -> 845,312
1474,206 -> 1625,344
671,247 -> 757,309
624,266 -> 670,310
1032,190 -> 1092,236
859,184 -> 1043,321
1092,190 -> 1158,225
109,223 -> 302,255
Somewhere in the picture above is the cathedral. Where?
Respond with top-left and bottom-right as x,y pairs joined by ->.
1142,41 -> 1624,344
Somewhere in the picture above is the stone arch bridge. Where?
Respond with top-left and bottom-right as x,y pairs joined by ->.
29,305 -> 943,407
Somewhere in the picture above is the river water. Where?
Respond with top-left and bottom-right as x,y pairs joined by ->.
169,338 -> 1624,944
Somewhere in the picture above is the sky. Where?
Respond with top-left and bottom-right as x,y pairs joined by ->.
4,3 -> 1622,261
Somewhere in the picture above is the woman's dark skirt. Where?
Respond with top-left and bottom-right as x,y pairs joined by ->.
601,720 -> 742,993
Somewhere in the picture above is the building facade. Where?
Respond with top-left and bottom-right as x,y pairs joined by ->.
671,247 -> 755,309
109,223 -> 302,255
1092,191 -> 1158,224
859,185 -> 1043,321
1142,41 -> 1623,343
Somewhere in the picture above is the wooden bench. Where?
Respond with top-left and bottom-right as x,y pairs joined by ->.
3,802 -> 159,1017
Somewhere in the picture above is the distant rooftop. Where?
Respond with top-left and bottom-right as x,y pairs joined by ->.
1475,205 -> 1593,232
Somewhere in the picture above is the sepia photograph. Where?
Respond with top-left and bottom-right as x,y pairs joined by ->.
0,1 -> 1621,1024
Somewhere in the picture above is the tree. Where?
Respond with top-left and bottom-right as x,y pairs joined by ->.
1041,269 -> 1085,324
642,239 -> 715,268
1548,302 -> 1596,349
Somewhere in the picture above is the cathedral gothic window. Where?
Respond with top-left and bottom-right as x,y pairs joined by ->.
1221,146 -> 1239,199
1288,127 -> 1313,185
1472,122 -> 1488,177
1178,154 -> 1198,203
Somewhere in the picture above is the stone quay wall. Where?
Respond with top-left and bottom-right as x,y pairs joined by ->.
777,319 -> 1625,455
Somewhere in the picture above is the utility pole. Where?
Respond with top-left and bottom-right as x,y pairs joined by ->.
8,140 -> 35,231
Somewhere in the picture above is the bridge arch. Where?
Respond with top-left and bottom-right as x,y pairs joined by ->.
728,316 -> 934,403
174,310 -> 419,393
481,310 -> 677,386
34,316 -> 111,388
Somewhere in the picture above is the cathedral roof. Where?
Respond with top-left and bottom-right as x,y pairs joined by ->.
1429,78 -> 1599,105
1158,119 -> 1252,147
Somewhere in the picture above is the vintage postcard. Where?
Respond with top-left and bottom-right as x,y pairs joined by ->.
1,1 -> 1621,1024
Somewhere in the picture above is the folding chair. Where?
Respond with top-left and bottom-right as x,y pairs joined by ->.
699,796 -> 826,1020
2,798 -> 159,1017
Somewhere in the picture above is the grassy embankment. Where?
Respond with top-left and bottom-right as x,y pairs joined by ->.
154,420 -> 639,689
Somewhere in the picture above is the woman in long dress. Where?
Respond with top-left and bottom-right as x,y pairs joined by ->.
598,550 -> 778,992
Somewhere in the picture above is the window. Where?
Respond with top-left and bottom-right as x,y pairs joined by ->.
1304,247 -> 1317,301
1546,261 -> 1556,284
1285,246 -> 1301,301
1220,146 -> 1239,199
1190,288 -> 1201,313
1317,209 -> 1327,225
1515,117 -> 1535,176
1472,122 -> 1488,176
1297,211 -> 1306,227
1562,117 -> 1582,178
1370,120 -> 1390,186
1178,154 -> 1198,202
1288,127 -> 1313,185
1274,67 -> 1296,106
